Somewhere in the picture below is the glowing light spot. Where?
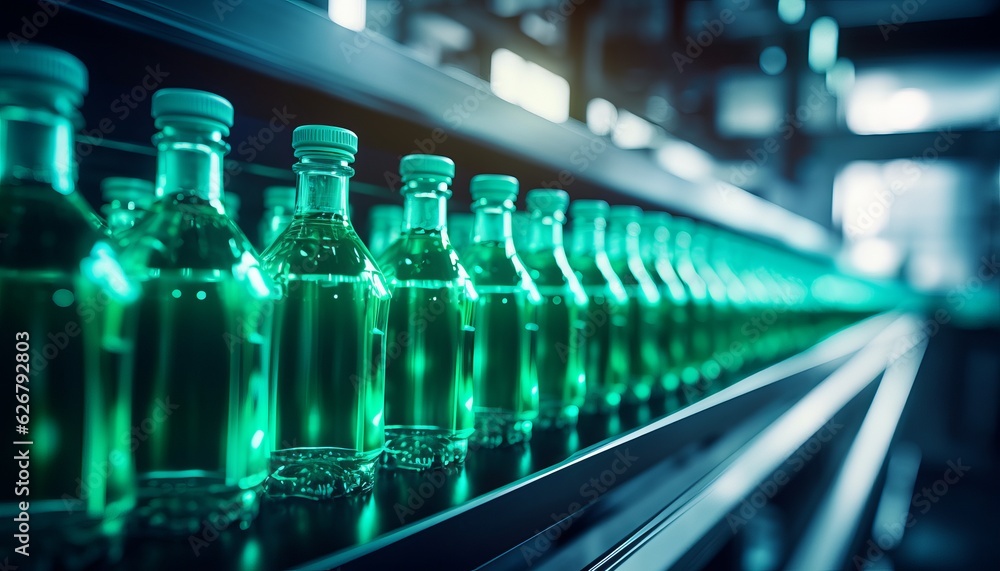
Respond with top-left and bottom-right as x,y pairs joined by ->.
251,429 -> 265,449
52,289 -> 74,307
372,410 -> 383,427
501,297 -> 508,304
196,290 -> 207,300
465,397 -> 474,412
172,289 -> 182,299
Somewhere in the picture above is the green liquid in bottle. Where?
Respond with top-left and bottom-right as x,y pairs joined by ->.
263,126 -> 389,499
463,174 -> 540,448
379,155 -> 476,470
567,201 -> 629,413
1,44 -> 133,565
104,90 -> 271,533
608,206 -> 662,403
520,189 -> 587,429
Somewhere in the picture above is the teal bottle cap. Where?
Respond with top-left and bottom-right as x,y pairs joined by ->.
369,204 -> 403,220
569,199 -> 609,218
152,88 -> 234,134
264,186 -> 296,209
527,189 -> 569,214
101,177 -> 154,207
470,174 -> 518,204
609,205 -> 643,221
292,124 -> 358,161
0,44 -> 88,105
643,211 -> 672,227
400,154 -> 455,182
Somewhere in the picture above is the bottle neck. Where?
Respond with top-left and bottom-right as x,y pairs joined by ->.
0,106 -> 76,194
154,126 -> 228,202
607,220 -> 641,258
293,157 -> 353,219
641,225 -> 667,261
473,205 -> 513,245
528,213 -> 565,251
570,217 -> 607,255
401,178 -> 450,233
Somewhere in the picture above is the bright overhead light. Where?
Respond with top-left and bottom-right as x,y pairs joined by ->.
586,98 -> 618,136
778,0 -> 806,25
808,17 -> 839,73
329,0 -> 366,32
655,140 -> 714,182
612,110 -> 658,149
490,48 -> 570,123
847,85 -> 933,135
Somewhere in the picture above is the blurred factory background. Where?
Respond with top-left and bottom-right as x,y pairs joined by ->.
3,1 -> 999,570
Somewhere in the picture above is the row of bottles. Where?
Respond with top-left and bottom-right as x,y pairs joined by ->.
0,44 -> 875,566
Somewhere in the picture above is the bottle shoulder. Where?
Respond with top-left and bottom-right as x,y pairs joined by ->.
0,184 -> 107,270
262,218 -> 385,282
119,198 -> 260,272
378,233 -> 472,285
462,242 -> 536,290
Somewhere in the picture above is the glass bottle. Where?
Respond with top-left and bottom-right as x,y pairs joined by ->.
378,154 -> 477,470
258,185 -> 296,250
462,175 -> 541,447
225,191 -> 242,223
367,204 -> 402,259
607,206 -> 662,403
262,125 -> 389,499
688,220 -> 734,379
511,210 -> 531,253
0,44 -> 132,565
101,177 -> 154,237
104,89 -> 272,533
566,200 -> 629,413
668,216 -> 717,390
641,212 -> 694,394
707,228 -> 751,377
447,212 -> 474,256
520,189 -> 587,429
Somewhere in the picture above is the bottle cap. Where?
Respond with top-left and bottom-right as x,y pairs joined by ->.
370,204 -> 403,221
152,88 -> 234,134
526,189 -> 569,215
101,177 -> 154,208
569,199 -> 609,218
470,174 -> 518,204
609,205 -> 643,221
292,124 -> 358,161
0,44 -> 88,106
264,186 -> 297,209
400,154 -> 455,182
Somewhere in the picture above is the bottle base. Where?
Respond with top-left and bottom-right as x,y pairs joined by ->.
383,426 -> 469,471
266,447 -> 379,500
535,403 -> 580,431
472,408 -> 534,448
132,471 -> 263,535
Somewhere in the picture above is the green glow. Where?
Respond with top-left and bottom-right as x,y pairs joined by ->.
251,429 -> 265,449
196,290 -> 207,300
809,17 -> 839,73
778,0 -> 805,24
51,288 -> 74,307
171,289 -> 182,299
